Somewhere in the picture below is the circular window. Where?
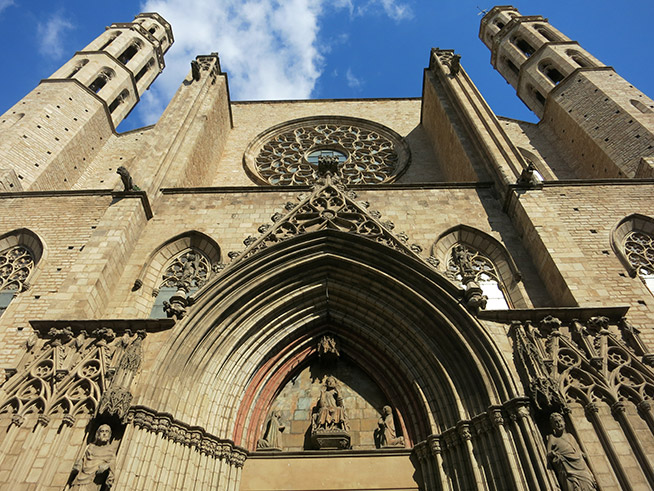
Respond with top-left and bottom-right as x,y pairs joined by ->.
244,116 -> 410,186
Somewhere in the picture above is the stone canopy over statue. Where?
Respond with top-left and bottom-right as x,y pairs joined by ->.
310,376 -> 351,449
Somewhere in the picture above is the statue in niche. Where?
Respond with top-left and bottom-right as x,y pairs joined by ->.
257,410 -> 285,451
546,413 -> 598,491
375,405 -> 405,448
70,424 -> 117,490
310,376 -> 350,449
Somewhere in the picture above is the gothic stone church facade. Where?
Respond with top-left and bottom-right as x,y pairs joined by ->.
0,5 -> 653,490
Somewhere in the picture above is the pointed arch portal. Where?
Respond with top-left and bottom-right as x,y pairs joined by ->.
120,227 -> 557,489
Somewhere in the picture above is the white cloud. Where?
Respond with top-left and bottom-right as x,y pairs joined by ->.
0,0 -> 14,15
37,13 -> 75,59
346,68 -> 362,89
137,0 -> 412,125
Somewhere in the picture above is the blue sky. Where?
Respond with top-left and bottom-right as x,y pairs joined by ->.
1,0 -> 652,132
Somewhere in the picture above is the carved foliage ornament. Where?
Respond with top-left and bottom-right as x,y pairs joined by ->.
0,245 -> 35,292
244,116 -> 410,186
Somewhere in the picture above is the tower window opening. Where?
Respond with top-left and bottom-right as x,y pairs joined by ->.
148,25 -> 158,34
514,38 -> 535,57
88,69 -> 114,93
494,20 -> 505,29
118,41 -> 142,65
631,99 -> 652,114
108,89 -> 129,114
67,59 -> 89,78
99,32 -> 121,51
528,85 -> 546,105
566,49 -> 593,68
503,57 -> 519,77
540,62 -> 565,84
534,25 -> 559,42
135,58 -> 155,83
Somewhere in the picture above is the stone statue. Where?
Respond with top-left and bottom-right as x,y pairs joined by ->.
314,376 -> 348,431
546,413 -> 598,491
257,410 -> 285,451
310,376 -> 350,449
70,424 -> 116,490
376,405 -> 404,448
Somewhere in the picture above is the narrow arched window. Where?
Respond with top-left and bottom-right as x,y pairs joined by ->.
624,231 -> 654,294
534,24 -> 559,42
513,37 -> 535,57
135,58 -> 155,83
528,84 -> 546,105
67,59 -> 88,78
503,57 -> 519,77
118,40 -> 142,65
446,245 -> 509,309
88,68 -> 114,93
0,245 -> 35,316
566,49 -> 594,68
631,99 -> 652,114
99,32 -> 121,51
539,61 -> 565,85
151,249 -> 212,318
108,89 -> 129,114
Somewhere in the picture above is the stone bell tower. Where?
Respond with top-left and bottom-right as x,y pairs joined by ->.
480,6 -> 654,179
0,13 -> 173,191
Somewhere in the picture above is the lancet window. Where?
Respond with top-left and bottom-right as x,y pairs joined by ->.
623,230 -> 654,293
0,245 -> 35,315
446,245 -> 509,309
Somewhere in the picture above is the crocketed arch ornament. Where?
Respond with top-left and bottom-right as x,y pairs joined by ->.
244,116 -> 410,186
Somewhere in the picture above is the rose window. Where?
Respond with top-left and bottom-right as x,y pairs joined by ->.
244,116 -> 410,186
624,231 -> 654,276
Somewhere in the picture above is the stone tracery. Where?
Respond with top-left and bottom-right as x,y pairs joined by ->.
624,230 -> 654,277
244,116 -> 410,186
0,245 -> 35,292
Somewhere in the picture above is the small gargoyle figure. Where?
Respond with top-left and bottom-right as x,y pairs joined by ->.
116,166 -> 139,191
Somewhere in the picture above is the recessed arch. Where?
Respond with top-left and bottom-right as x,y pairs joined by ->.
611,213 -> 654,283
432,224 -> 525,308
132,230 -> 221,296
138,230 -> 521,450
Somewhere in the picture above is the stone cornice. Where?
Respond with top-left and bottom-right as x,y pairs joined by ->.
127,405 -> 248,467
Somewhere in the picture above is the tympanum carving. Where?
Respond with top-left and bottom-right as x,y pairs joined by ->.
375,405 -> 404,448
257,410 -> 285,451
310,376 -> 350,449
